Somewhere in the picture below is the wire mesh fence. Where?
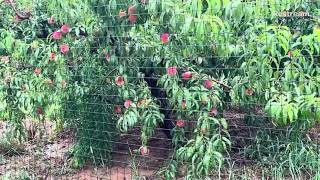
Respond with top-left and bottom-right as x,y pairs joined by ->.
0,0 -> 320,179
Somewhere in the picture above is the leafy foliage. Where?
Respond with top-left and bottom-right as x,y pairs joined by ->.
0,0 -> 319,179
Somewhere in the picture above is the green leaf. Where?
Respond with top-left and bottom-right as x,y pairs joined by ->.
220,118 -> 228,129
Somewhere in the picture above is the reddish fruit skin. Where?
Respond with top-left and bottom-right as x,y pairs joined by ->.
181,100 -> 187,109
61,24 -> 71,34
115,76 -> 125,86
288,51 -> 293,58
14,15 -> 22,23
140,0 -> 147,4
49,53 -> 56,61
161,33 -> 170,44
140,146 -> 149,156
124,100 -> 132,109
128,6 -> 136,15
128,15 -> 137,24
176,120 -> 185,127
4,0 -> 11,5
182,71 -> 192,80
1,56 -> 9,63
210,107 -> 218,116
245,88 -> 254,96
115,105 -> 122,113
119,10 -> 126,18
48,17 -> 55,24
105,53 -> 111,62
52,31 -> 62,40
60,44 -> 69,54
34,68 -> 41,76
167,66 -> 177,76
204,80 -> 213,89
37,107 -> 44,115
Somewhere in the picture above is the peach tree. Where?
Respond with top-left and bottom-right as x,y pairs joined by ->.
0,0 -> 119,167
229,1 -> 320,126
109,0 -> 320,178
1,0 -> 320,179
111,0 -> 232,178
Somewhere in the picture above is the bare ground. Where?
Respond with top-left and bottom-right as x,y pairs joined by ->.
0,120 -> 172,179
0,109 -> 319,179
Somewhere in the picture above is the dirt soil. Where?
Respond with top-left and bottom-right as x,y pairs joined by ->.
0,120 -> 172,179
1,108 -> 318,179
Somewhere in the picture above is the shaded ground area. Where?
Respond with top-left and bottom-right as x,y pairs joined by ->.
0,121 -> 172,179
0,127 -> 74,179
0,109 -> 319,179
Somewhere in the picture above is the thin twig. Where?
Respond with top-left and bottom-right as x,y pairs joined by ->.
212,79 -> 232,90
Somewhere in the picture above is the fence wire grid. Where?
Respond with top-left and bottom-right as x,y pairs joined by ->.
0,0 -> 320,180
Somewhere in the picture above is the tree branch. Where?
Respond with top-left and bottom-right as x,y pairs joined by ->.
212,79 -> 232,90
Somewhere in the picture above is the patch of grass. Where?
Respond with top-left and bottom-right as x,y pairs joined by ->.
1,169 -> 36,180
243,124 -> 320,179
0,138 -> 25,156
